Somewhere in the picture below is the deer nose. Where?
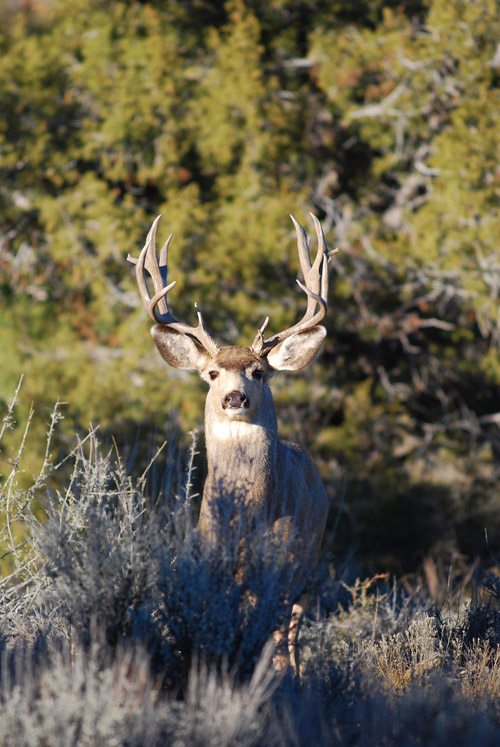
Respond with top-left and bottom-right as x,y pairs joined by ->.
222,390 -> 248,409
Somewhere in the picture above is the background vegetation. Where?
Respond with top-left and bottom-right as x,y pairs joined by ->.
2,0 -> 500,588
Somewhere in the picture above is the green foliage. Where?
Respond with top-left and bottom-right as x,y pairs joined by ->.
2,0 -> 500,577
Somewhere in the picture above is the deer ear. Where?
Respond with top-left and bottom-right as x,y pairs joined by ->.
266,326 -> 326,371
151,325 -> 211,371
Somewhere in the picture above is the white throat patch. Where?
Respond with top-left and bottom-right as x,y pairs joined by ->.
211,420 -> 263,441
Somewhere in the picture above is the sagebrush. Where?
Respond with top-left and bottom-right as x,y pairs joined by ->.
2,399 -> 500,746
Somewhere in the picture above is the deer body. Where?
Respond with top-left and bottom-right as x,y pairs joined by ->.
199,345 -> 328,554
129,214 -> 334,674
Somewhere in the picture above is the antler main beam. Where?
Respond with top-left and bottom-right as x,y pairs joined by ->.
251,214 -> 335,355
127,216 -> 220,357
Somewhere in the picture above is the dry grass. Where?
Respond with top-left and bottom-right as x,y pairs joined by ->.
3,392 -> 500,745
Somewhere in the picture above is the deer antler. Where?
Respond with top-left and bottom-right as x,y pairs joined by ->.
251,214 -> 335,355
127,216 -> 220,357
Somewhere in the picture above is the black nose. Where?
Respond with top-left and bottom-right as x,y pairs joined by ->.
222,390 -> 248,409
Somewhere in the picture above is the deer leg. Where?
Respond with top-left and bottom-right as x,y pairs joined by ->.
288,593 -> 309,677
272,625 -> 289,673
271,593 -> 310,675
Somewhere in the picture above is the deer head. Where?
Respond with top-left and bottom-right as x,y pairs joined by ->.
127,214 -> 334,422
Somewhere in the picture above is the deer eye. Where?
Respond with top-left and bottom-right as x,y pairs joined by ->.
252,369 -> 263,380
208,371 -> 219,380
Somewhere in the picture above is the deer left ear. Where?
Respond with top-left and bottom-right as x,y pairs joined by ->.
266,326 -> 326,371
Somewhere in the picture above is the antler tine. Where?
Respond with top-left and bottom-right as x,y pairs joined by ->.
128,216 -> 220,357
142,216 -> 171,317
251,214 -> 331,355
310,213 -> 328,273
250,316 -> 270,355
291,214 -> 312,281
311,212 -> 336,305
292,213 -> 322,318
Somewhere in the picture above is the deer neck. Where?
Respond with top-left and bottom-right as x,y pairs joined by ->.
204,387 -> 278,507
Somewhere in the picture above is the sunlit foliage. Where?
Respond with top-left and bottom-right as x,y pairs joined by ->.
2,0 -> 500,577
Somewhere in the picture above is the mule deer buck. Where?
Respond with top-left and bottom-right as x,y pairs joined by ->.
128,214 -> 332,673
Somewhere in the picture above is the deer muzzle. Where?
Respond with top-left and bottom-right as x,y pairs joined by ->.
222,390 -> 249,410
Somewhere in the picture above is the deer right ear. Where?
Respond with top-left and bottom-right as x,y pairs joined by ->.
151,325 -> 211,371
266,326 -> 326,371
